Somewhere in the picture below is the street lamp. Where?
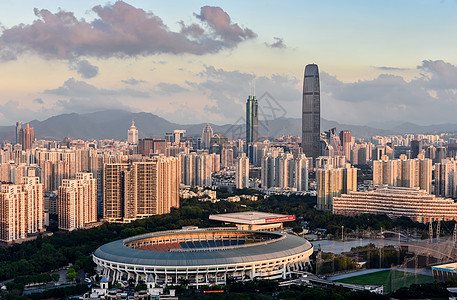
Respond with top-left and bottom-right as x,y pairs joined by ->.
342,225 -> 344,241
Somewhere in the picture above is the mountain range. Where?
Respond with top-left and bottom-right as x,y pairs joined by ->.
1,110 -> 457,142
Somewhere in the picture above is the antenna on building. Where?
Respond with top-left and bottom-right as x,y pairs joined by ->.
249,82 -> 252,97
253,78 -> 256,96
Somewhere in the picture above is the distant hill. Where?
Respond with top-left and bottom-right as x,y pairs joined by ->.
1,110 -> 456,142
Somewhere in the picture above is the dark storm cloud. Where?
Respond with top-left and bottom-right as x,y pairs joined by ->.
265,37 -> 286,49
69,59 -> 99,78
0,2 -> 257,61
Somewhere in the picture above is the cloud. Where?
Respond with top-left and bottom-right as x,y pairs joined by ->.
69,59 -> 99,78
122,78 -> 147,85
418,59 -> 457,90
265,37 -> 286,49
45,78 -> 150,98
320,60 -> 457,125
374,66 -> 409,71
155,83 -> 189,95
194,6 -> 257,44
33,98 -> 44,104
190,65 -> 300,121
0,2 -> 257,61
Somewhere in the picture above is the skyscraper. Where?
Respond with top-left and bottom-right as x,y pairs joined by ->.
20,123 -> 35,150
246,95 -> 258,144
127,121 -> 138,144
15,122 -> 22,145
411,139 -> 423,159
302,64 -> 320,161
201,123 -> 213,149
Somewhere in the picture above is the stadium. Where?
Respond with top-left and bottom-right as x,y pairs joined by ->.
93,227 -> 313,287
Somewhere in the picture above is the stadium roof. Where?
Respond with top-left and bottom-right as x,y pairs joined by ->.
432,262 -> 457,273
93,229 -> 311,267
209,211 -> 295,225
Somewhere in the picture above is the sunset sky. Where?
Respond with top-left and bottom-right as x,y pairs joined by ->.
0,0 -> 456,127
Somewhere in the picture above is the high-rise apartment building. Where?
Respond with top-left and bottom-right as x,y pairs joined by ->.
235,153 -> 249,189
316,165 -> 357,211
372,154 -> 432,193
434,158 -> 457,198
201,124 -> 213,149
0,177 -> 44,244
127,121 -> 138,144
246,95 -> 258,144
103,157 -> 180,222
339,130 -> 352,160
302,64 -> 320,161
20,123 -> 35,150
221,148 -> 234,169
295,154 -> 309,191
58,172 -> 97,231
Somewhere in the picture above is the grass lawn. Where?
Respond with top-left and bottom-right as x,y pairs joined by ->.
335,270 -> 434,293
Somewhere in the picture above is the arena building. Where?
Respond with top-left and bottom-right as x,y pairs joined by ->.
93,227 -> 313,287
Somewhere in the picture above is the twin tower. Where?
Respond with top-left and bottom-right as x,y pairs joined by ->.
245,64 -> 320,161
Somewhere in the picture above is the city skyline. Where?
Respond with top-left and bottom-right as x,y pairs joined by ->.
0,1 -> 456,127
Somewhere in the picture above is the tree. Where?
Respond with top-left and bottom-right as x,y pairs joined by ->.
66,267 -> 77,280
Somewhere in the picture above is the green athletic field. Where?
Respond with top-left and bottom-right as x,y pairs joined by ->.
335,270 -> 434,293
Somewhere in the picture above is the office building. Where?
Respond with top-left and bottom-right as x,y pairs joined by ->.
411,139 -> 423,159
235,153 -> 249,189
302,64 -> 320,161
201,124 -> 213,149
333,186 -> 457,223
127,121 -> 138,144
316,165 -> 357,211
15,122 -> 22,145
20,123 -> 35,150
246,95 -> 258,144
58,172 -> 97,231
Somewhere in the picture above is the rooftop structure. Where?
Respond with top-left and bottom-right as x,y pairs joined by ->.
209,211 -> 295,231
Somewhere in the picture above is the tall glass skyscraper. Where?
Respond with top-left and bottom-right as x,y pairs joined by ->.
302,64 -> 320,161
246,95 -> 258,144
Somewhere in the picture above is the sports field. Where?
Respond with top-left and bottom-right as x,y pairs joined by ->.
335,270 -> 434,293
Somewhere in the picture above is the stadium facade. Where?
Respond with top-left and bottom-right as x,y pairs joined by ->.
93,227 -> 313,287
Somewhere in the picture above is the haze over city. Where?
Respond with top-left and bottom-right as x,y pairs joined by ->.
0,0 -> 456,126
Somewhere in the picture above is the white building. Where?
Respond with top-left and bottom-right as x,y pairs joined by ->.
128,121 -> 138,144
235,153 -> 249,189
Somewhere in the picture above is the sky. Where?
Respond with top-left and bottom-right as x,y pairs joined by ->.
0,0 -> 456,127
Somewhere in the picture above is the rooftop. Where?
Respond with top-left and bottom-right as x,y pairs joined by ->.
209,211 -> 295,225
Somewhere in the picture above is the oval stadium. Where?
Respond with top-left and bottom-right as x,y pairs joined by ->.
93,228 -> 313,286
